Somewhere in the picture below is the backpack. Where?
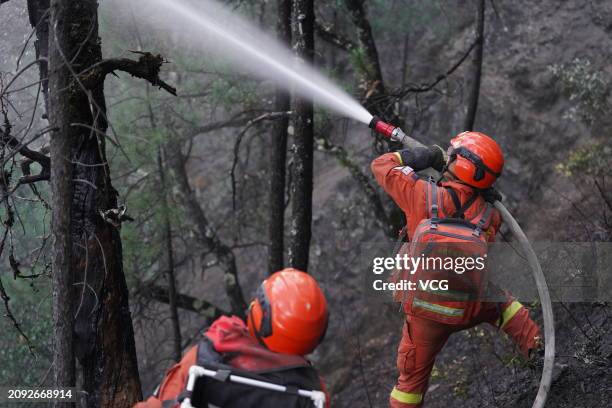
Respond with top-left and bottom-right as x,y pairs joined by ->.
185,337 -> 323,408
397,179 -> 494,325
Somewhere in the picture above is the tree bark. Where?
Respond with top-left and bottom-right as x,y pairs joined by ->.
268,0 -> 292,274
463,0 -> 485,131
47,1 -> 142,406
288,0 -> 314,271
47,1 -> 74,403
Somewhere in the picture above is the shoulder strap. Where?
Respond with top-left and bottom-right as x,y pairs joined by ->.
446,188 -> 479,219
471,203 -> 494,236
446,188 -> 462,215
427,178 -> 439,222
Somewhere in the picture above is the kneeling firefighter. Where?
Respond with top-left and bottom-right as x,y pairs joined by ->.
134,268 -> 329,408
369,126 -> 542,408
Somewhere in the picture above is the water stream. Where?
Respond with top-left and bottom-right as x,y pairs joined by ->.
108,0 -> 373,125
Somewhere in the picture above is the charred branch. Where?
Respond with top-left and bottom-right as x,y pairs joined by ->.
80,52 -> 177,96
0,127 -> 51,185
391,38 -> 479,101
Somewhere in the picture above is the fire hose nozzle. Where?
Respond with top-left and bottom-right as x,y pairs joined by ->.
369,116 -> 408,144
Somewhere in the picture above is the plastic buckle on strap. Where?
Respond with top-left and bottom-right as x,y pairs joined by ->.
472,227 -> 482,237
214,369 -> 231,382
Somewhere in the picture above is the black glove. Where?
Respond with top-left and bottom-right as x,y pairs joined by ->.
398,145 -> 446,172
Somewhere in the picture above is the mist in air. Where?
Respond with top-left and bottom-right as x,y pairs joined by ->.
106,0 -> 373,125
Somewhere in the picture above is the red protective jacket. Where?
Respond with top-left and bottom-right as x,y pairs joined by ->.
134,316 -> 329,408
371,152 -> 501,241
371,152 -> 542,408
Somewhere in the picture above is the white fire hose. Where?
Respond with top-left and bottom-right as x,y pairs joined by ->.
179,365 -> 326,408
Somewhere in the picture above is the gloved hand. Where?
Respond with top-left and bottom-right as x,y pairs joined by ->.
398,145 -> 446,172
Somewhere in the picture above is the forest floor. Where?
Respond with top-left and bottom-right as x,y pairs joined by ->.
318,293 -> 610,407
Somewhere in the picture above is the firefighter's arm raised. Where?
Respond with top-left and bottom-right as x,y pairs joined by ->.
371,152 -> 418,212
371,145 -> 444,211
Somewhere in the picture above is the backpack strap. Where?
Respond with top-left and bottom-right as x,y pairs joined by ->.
446,188 -> 479,219
472,203 -> 494,237
427,178 -> 440,228
446,188 -> 462,216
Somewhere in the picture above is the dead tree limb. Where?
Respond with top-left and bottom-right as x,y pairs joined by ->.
165,142 -> 247,317
80,52 -> 177,96
0,127 -> 51,185
392,39 -> 479,100
0,178 -> 35,355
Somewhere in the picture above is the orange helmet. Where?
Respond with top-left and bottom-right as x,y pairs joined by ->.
447,131 -> 504,189
247,268 -> 328,356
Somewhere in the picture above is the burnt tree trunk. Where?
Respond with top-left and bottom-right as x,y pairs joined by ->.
47,1 -> 142,406
268,0 -> 292,274
288,0 -> 314,271
47,0 -> 74,404
464,0 -> 485,131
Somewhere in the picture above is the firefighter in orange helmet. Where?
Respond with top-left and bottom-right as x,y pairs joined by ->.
371,131 -> 542,407
133,268 -> 329,408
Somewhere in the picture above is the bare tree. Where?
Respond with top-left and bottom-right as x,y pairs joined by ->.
39,0 -> 175,406
165,142 -> 247,317
287,0 -> 314,271
464,0 -> 485,131
268,0 -> 292,273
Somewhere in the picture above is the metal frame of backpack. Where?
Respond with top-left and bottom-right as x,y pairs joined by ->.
179,365 -> 326,408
